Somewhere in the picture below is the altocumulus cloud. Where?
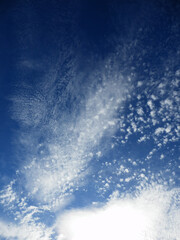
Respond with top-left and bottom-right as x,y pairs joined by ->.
1,0 -> 180,239
0,58 -> 131,239
21,66 -> 127,207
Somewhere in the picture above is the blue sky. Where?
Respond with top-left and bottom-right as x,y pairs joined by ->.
0,0 -> 180,239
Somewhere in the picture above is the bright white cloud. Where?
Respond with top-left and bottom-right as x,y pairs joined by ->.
56,185 -> 180,240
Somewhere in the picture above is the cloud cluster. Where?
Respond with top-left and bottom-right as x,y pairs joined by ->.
10,55 -> 127,209
0,59 -> 130,239
0,182 -> 179,240
1,1 -> 179,239
0,219 -> 53,240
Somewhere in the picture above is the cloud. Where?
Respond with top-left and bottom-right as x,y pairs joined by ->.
0,70 -> 129,240
0,47 -> 132,238
16,64 -> 128,207
0,183 -> 179,240
56,185 -> 180,240
0,219 -> 53,240
0,180 -> 55,240
0,181 -> 18,208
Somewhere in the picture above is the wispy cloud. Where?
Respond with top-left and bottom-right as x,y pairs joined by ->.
0,57 -> 130,239
0,181 -> 54,239
24,75 -> 126,207
9,55 -> 128,208
0,219 -> 53,240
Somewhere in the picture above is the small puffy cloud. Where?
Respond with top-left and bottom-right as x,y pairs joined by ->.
155,127 -> 165,135
137,107 -> 144,115
175,69 -> 180,77
147,100 -> 153,110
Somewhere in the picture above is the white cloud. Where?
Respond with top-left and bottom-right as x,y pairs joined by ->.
1,57 -> 131,239
21,72 -> 127,207
0,181 -> 54,240
175,69 -> 180,77
137,81 -> 143,87
155,127 -> 165,135
137,107 -> 144,115
147,100 -> 153,110
0,180 -> 18,209
0,219 -> 53,240
56,185 -> 180,240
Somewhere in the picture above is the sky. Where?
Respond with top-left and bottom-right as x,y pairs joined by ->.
0,0 -> 180,239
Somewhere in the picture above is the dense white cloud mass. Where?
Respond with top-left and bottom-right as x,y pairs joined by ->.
56,185 -> 180,240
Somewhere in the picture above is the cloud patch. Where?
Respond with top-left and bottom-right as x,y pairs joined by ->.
56,185 -> 180,240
